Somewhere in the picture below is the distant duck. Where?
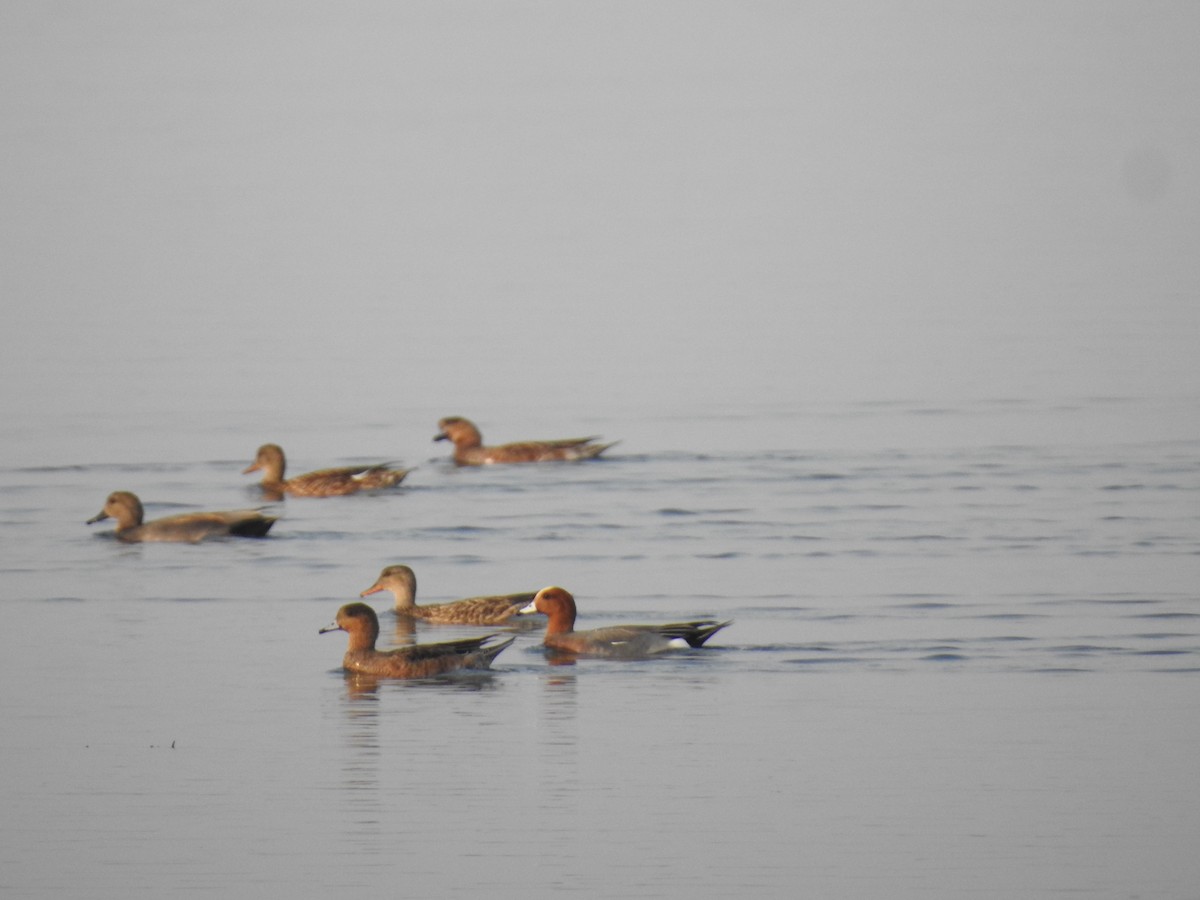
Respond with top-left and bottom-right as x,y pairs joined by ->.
518,586 -> 731,659
319,603 -> 514,678
359,564 -> 536,626
86,491 -> 277,543
242,443 -> 409,498
433,417 -> 617,466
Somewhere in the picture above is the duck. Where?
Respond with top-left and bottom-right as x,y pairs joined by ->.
359,564 -> 536,626
433,417 -> 617,466
243,443 -> 409,498
518,586 -> 731,658
86,491 -> 277,543
320,603 -> 514,678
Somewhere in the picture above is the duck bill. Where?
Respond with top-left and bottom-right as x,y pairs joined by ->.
433,432 -> 449,442
318,623 -> 343,634
359,584 -> 383,598
242,462 -> 261,474
517,600 -> 538,615
86,511 -> 109,525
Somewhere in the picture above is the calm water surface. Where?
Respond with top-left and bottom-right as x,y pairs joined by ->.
3,402 -> 1198,899
3,3 -> 1199,899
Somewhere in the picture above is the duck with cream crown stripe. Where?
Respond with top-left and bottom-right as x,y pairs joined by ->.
518,586 -> 731,659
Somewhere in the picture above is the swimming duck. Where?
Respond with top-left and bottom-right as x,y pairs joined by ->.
359,564 -> 536,626
86,491 -> 277,543
433,417 -> 617,466
320,603 -> 514,677
518,586 -> 731,658
243,443 -> 409,498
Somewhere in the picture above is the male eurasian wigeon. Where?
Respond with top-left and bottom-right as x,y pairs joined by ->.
243,443 -> 409,498
320,602 -> 514,678
359,564 -> 536,626
433,417 -> 617,466
86,491 -> 277,543
518,586 -> 731,658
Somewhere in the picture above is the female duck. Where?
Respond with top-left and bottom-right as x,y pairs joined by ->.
320,603 -> 514,678
359,564 -> 535,626
243,443 -> 409,498
434,417 -> 616,466
519,586 -> 730,658
87,491 -> 277,543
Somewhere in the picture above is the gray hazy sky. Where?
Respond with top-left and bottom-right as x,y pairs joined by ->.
2,2 -> 1197,435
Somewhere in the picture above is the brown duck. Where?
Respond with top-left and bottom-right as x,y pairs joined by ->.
243,443 -> 409,498
434,417 -> 617,466
359,564 -> 535,626
87,491 -> 276,543
319,603 -> 514,678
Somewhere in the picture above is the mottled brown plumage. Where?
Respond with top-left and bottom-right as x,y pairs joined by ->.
359,564 -> 535,626
433,417 -> 617,466
319,603 -> 513,678
86,491 -> 276,543
243,443 -> 409,498
519,586 -> 731,659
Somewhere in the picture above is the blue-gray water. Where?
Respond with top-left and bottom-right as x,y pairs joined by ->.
2,3 -> 1199,899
